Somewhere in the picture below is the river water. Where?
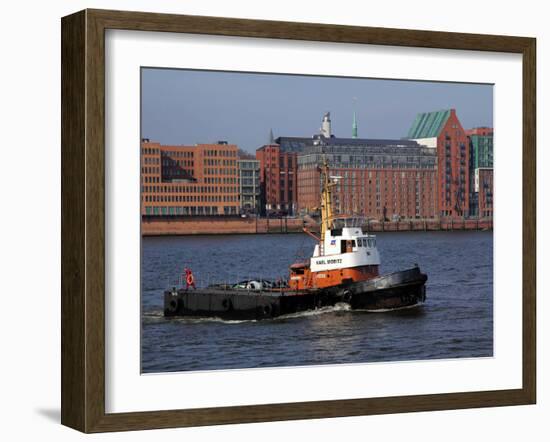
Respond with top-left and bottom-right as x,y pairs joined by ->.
141,231 -> 493,373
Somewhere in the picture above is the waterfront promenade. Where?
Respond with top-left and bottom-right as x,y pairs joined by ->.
141,216 -> 493,236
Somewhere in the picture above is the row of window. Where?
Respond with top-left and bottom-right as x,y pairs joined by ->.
163,160 -> 193,167
303,162 -> 436,170
204,168 -> 238,176
240,178 -> 259,186
240,170 -> 259,178
338,178 -> 434,188
142,157 -> 159,165
143,176 -> 160,183
142,167 -> 160,175
142,185 -> 238,194
203,149 -> 237,157
335,205 -> 434,217
203,176 -> 238,184
141,147 -> 160,155
143,194 -> 238,203
163,168 -> 193,177
355,238 -> 376,248
161,150 -> 194,158
144,205 -> 238,215
204,159 -> 236,166
238,162 -> 260,170
337,200 -> 431,209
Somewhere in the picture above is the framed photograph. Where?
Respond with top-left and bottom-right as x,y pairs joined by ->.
61,9 -> 536,433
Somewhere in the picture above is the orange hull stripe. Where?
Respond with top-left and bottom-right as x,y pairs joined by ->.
289,265 -> 379,290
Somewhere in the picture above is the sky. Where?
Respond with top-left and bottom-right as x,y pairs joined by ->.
141,68 -> 493,154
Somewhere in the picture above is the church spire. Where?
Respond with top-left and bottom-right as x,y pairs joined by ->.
269,128 -> 275,144
352,97 -> 358,138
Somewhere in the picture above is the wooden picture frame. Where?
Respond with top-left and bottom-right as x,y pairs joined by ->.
61,8 -> 536,433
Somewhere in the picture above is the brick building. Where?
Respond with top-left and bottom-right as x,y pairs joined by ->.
255,144 -> 297,215
296,138 -> 437,220
141,140 -> 240,216
408,109 -> 470,218
466,127 -> 494,217
474,167 -> 494,218
142,110 -> 491,222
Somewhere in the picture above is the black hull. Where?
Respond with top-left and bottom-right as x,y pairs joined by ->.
163,266 -> 427,320
343,267 -> 427,310
164,288 -> 339,321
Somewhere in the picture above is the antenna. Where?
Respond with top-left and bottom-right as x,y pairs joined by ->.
352,97 -> 358,139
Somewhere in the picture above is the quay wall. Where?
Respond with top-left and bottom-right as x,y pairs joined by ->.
141,216 -> 493,236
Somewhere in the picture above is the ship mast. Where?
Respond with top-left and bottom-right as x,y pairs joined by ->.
320,156 -> 334,240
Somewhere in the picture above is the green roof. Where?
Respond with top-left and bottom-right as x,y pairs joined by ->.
407,110 -> 451,139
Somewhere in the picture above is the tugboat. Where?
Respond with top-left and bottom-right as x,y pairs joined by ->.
288,158 -> 427,310
164,158 -> 427,319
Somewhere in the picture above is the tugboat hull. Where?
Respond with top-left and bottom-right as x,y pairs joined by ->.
164,288 -> 339,321
163,267 -> 427,320
343,266 -> 427,311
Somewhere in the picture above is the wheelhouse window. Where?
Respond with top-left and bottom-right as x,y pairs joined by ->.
342,240 -> 357,253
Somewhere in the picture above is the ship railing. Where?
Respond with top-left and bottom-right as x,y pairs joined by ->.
168,268 -> 290,292
329,215 -> 369,229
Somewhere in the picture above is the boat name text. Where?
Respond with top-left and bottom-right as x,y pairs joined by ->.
315,258 -> 343,265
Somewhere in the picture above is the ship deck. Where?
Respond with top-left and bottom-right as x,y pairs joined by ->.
175,287 -> 315,297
